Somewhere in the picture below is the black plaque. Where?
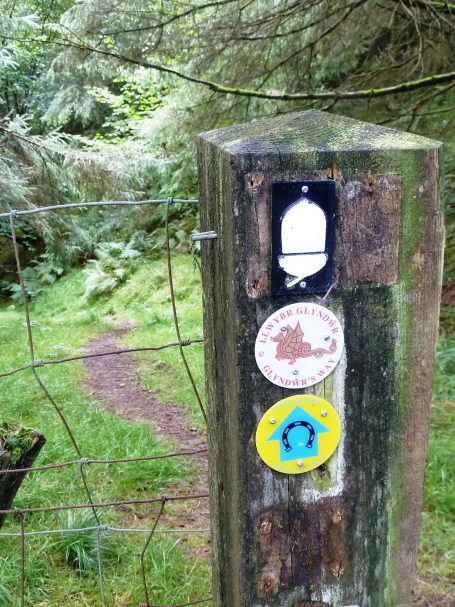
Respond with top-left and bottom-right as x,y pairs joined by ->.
271,180 -> 336,296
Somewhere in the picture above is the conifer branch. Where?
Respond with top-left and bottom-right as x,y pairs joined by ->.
3,21 -> 455,104
12,34 -> 455,102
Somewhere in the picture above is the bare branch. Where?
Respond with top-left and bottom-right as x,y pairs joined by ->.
397,0 -> 455,14
93,0 -> 240,36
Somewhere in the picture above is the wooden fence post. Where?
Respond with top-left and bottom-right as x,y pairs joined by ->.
197,110 -> 444,607
0,424 -> 45,529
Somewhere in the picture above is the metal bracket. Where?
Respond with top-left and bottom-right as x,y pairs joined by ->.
191,231 -> 218,241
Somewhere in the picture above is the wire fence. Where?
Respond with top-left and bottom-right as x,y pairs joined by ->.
0,198 -> 212,607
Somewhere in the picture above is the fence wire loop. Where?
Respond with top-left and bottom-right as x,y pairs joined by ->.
13,508 -> 22,520
1,196 -> 211,607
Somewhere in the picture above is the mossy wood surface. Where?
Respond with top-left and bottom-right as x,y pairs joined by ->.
0,423 -> 45,529
197,110 -> 444,607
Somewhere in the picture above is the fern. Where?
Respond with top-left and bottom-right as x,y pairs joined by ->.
4,253 -> 64,301
83,240 -> 140,299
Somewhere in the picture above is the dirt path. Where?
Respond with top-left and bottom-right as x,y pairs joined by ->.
82,327 -> 210,543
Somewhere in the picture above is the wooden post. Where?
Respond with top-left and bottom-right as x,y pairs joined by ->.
197,111 -> 444,607
0,423 -> 45,529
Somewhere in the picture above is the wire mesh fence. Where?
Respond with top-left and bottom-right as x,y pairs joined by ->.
0,198 -> 212,607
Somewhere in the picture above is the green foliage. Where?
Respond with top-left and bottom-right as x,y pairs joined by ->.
0,2 -> 185,281
90,72 -> 169,139
83,240 -> 140,299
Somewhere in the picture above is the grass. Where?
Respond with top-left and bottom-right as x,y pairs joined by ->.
416,336 -> 455,600
0,252 -> 210,607
0,249 -> 453,605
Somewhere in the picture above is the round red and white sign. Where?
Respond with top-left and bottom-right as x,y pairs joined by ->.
255,302 -> 344,389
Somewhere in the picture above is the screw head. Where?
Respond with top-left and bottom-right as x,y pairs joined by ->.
269,418 -> 276,424
321,410 -> 327,417
302,185 -> 309,193
297,460 -> 303,467
293,369 -> 299,376
324,335 -> 331,341
299,281 -> 307,288
280,326 -> 287,332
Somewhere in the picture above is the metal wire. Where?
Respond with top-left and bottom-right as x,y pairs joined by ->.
20,514 -> 25,607
0,448 -> 208,475
2,197 -> 210,607
0,198 -> 198,218
96,525 -> 107,607
0,526 -> 210,538
164,200 -> 207,424
79,459 -> 101,526
315,279 -> 338,303
141,497 -> 166,606
0,340 -> 203,379
0,493 -> 209,515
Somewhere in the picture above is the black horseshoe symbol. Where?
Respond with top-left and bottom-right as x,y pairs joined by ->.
282,420 -> 315,452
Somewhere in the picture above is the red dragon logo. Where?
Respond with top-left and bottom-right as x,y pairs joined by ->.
271,322 -> 337,365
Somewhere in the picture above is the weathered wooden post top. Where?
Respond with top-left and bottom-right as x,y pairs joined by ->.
197,110 -> 444,607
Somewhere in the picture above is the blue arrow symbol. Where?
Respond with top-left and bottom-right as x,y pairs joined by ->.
268,405 -> 329,462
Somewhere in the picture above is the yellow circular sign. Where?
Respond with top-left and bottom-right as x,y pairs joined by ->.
256,395 -> 341,474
